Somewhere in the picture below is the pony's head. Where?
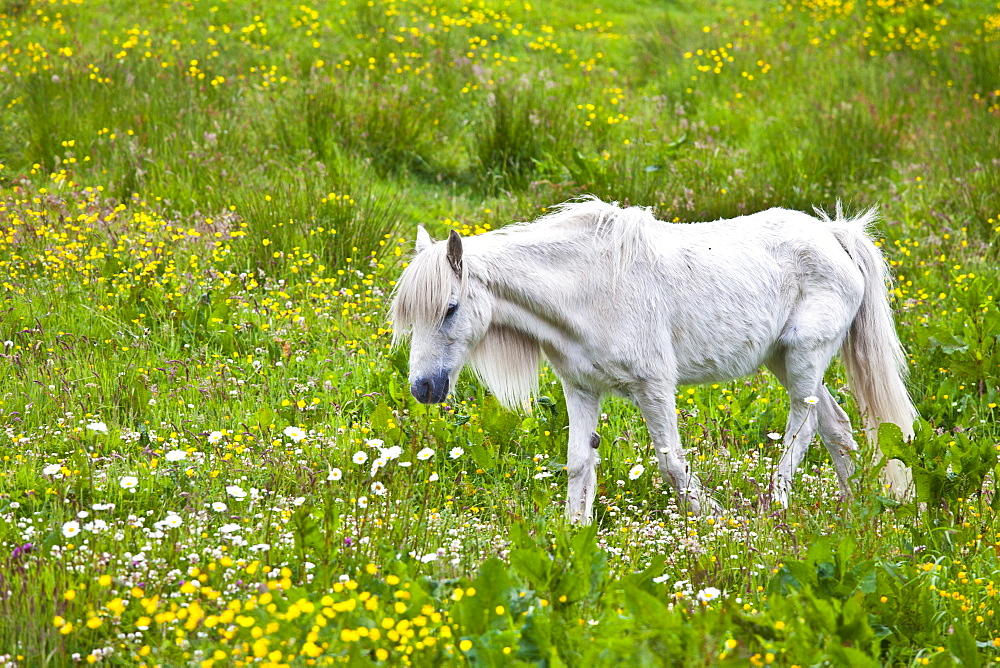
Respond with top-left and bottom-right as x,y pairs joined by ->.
389,228 -> 492,404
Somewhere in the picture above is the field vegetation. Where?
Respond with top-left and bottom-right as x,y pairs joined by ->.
1,0 -> 999,665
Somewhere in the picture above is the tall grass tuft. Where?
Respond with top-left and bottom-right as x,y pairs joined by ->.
471,83 -> 573,193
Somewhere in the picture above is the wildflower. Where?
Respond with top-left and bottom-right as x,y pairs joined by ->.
420,552 -> 438,563
629,464 -> 645,480
697,587 -> 722,603
417,447 -> 435,460
357,496 -> 369,509
449,446 -> 464,459
87,421 -> 109,433
767,432 -> 782,441
533,471 -> 553,479
371,481 -> 387,496
371,457 -> 388,475
803,396 -> 819,405
165,450 -> 187,462
162,514 -> 183,529
84,520 -> 108,533
62,520 -> 81,538
211,502 -> 227,512
119,475 -> 139,491
283,426 -> 307,442
226,485 -> 248,499
327,467 -> 343,481
364,438 -> 384,448
352,451 -> 368,465
220,523 -> 241,534
249,543 -> 271,553
43,463 -> 62,476
428,473 -> 439,482
207,431 -> 224,444
379,445 -> 403,460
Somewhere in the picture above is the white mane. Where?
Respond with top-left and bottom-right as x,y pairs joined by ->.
494,197 -> 657,275
469,324 -> 541,410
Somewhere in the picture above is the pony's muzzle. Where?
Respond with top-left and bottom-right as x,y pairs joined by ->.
411,371 -> 450,404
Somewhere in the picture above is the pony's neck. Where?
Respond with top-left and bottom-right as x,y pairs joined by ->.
469,232 -> 597,347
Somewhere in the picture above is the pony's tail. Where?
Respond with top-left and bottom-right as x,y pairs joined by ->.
824,205 -> 918,499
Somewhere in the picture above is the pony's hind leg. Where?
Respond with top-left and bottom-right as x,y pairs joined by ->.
766,341 -> 840,508
635,384 -> 719,516
563,385 -> 601,524
815,388 -> 859,497
770,355 -> 858,498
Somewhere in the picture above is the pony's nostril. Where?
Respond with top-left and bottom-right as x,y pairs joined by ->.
411,379 -> 432,403
411,372 -> 450,404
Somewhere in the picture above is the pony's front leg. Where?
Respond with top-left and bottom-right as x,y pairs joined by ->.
563,385 -> 601,525
636,385 -> 719,516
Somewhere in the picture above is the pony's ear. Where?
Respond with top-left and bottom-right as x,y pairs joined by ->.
446,230 -> 463,276
416,225 -> 432,253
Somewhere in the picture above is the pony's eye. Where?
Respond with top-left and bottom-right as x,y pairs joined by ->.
445,303 -> 459,319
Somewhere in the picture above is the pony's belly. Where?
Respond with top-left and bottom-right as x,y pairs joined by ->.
673,333 -> 778,385
675,356 -> 765,386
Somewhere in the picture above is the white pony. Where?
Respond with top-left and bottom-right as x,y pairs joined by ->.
390,198 -> 916,524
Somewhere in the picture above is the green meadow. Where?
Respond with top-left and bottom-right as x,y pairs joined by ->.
1,0 -> 999,665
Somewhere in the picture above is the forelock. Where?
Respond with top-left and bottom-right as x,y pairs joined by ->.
389,242 -> 467,342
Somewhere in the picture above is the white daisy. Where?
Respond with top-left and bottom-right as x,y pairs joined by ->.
226,485 -> 248,499
379,445 -> 403,460
696,587 -> 722,603
283,426 -> 307,443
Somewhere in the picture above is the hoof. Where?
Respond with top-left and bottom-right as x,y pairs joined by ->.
679,490 -> 722,517
771,476 -> 790,509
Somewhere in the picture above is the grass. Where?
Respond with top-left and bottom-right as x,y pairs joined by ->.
1,0 -> 999,665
